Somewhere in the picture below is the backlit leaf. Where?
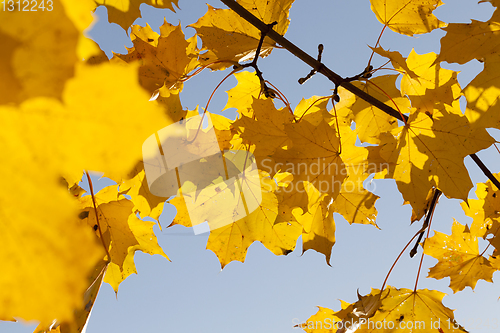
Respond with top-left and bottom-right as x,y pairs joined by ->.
424,220 -> 496,292
369,0 -> 446,36
94,0 -> 179,31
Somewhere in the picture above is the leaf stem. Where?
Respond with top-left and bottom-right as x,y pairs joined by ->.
380,230 -> 421,292
85,171 -> 111,262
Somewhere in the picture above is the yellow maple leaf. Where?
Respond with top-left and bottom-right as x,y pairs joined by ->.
0,145 -> 103,325
113,20 -> 199,98
357,287 -> 466,332
370,46 -> 419,79
461,173 -> 500,238
80,185 -> 169,292
350,75 -> 410,144
369,0 -> 446,36
190,0 -> 293,70
401,50 -> 461,116
119,162 -> 168,223
329,111 -> 382,227
169,169 -> 302,267
234,98 -> 294,165
273,117 -> 346,198
464,54 -> 500,131
0,0 -> 94,104
436,9 -> 500,64
302,287 -> 466,333
18,62 -> 168,179
33,259 -> 108,333
379,106 -> 493,219
424,220 -> 496,293
293,184 -> 336,264
298,306 -> 341,332
223,71 -> 265,116
94,0 -> 179,31
204,171 -> 282,267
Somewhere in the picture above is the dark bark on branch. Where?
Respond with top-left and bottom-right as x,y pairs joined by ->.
220,0 -> 500,188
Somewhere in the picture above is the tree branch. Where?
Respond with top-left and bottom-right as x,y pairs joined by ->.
220,0 -> 404,121
220,0 -> 500,188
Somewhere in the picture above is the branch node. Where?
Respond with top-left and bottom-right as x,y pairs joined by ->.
298,44 -> 325,85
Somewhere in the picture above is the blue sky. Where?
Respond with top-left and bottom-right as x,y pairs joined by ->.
4,1 -> 500,332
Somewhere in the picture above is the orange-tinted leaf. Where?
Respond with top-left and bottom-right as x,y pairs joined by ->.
114,21 -> 199,98
190,0 -> 293,70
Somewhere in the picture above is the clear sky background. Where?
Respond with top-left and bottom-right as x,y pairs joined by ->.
4,1 -> 500,332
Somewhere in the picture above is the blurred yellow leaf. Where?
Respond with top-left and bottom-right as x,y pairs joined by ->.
0,1 -> 91,104
0,121 -> 103,324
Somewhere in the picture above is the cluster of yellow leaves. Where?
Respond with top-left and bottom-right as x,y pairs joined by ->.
3,0 -> 500,331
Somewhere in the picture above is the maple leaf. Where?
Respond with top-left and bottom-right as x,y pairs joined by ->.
379,106 -> 494,220
94,0 -> 179,31
461,173 -> 500,238
464,54 -> 500,131
0,1 -> 94,104
369,0 -> 446,36
301,287 -> 468,332
113,20 -> 199,98
370,46 -> 419,79
424,220 -> 496,293
119,161 -> 168,222
333,122 -> 382,228
300,196 -> 336,262
169,169 -> 302,267
80,185 -> 169,292
0,123 -> 103,325
190,0 -> 293,70
436,9 -> 500,64
360,287 -> 467,332
273,117 -> 346,199
233,97 -> 294,165
223,70 -> 268,116
33,259 -> 108,333
401,50 -> 461,116
298,306 -> 341,332
349,75 -> 410,144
